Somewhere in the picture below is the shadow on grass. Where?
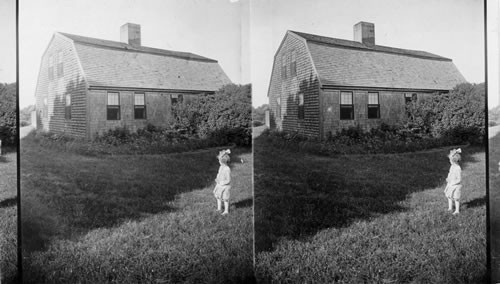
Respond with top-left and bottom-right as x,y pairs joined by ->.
463,197 -> 485,209
234,198 -> 253,209
254,134 -> 484,252
0,197 -> 17,208
21,133 -> 251,254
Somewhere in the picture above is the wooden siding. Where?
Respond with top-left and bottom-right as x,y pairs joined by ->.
88,90 -> 199,139
268,32 -> 321,138
34,35 -> 87,138
321,89 -> 432,137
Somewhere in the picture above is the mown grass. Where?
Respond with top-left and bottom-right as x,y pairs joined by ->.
21,134 -> 253,283
489,129 -> 500,282
254,135 -> 486,283
0,150 -> 18,283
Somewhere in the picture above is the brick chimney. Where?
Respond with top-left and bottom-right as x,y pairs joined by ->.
120,23 -> 141,47
354,22 -> 375,46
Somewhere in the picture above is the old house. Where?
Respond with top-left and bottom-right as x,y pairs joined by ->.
34,23 -> 231,139
267,22 -> 466,139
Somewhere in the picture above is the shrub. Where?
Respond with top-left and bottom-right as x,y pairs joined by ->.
170,84 -> 252,146
406,83 -> 485,145
0,83 -> 17,145
489,120 -> 498,127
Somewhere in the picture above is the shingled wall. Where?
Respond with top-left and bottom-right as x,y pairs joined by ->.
87,90 -> 199,139
268,32 -> 321,138
321,89 -> 431,136
34,34 -> 88,138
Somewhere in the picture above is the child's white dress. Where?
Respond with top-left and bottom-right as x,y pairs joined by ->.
214,165 -> 231,202
444,164 -> 462,201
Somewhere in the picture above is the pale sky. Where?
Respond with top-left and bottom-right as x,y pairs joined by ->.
250,0 -> 486,107
487,0 -> 499,108
19,0 -> 250,108
0,0 -> 16,83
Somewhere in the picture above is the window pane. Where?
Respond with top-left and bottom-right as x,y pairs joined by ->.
107,106 -> 120,120
340,106 -> 354,120
135,93 -> 145,105
340,92 -> 352,105
66,94 -> 71,106
368,93 -> 378,104
368,106 -> 380,119
134,106 -> 146,119
108,93 -> 119,105
298,94 -> 304,105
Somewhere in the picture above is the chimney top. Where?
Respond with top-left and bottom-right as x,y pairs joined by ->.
120,23 -> 141,47
354,21 -> 375,46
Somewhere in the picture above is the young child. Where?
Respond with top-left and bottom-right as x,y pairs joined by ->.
214,149 -> 231,215
444,148 -> 462,215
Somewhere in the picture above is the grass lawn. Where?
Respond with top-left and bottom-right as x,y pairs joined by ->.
489,129 -> 500,282
21,134 -> 253,283
254,135 -> 486,283
0,149 -> 18,283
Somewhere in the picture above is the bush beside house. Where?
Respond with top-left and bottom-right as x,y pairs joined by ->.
0,83 -> 17,145
406,82 -> 485,145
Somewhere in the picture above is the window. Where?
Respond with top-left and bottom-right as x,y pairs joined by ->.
298,93 -> 304,119
57,51 -> 64,77
290,50 -> 297,77
171,94 -> 184,105
65,94 -> 71,120
134,93 -> 146,119
276,97 -> 281,118
48,55 -> 54,81
281,53 -> 287,79
107,92 -> 120,120
367,92 -> 380,119
340,92 -> 354,120
405,93 -> 417,104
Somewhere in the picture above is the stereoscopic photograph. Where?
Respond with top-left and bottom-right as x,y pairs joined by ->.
19,0 -> 252,282
2,0 -> 498,283
252,0 -> 487,282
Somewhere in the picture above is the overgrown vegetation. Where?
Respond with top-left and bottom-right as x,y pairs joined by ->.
254,134 -> 486,283
0,83 -> 17,145
405,82 -> 485,145
167,84 -> 251,144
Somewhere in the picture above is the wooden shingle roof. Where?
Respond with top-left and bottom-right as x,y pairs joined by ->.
289,31 -> 466,90
59,32 -> 232,92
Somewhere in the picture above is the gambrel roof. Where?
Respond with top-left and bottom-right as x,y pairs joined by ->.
57,32 -> 232,92
288,30 -> 466,91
